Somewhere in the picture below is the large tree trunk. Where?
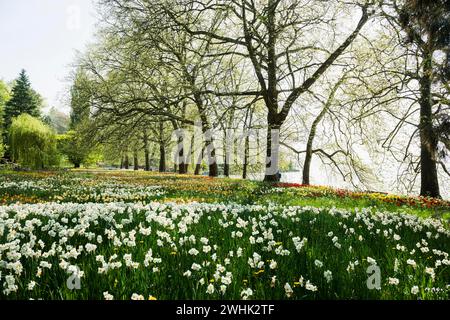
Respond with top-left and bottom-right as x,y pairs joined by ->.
263,2 -> 281,182
207,141 -> 218,177
242,107 -> 254,180
144,147 -> 150,171
181,164 -> 189,174
178,134 -> 188,174
302,102 -> 331,185
172,120 -> 188,174
223,130 -> 230,177
243,133 -> 249,179
186,134 -> 195,174
201,122 -> 218,177
124,153 -> 129,170
419,51 -> 440,198
302,146 -> 313,186
224,158 -> 230,177
133,150 -> 139,171
194,145 -> 205,175
195,124 -> 218,177
159,143 -> 166,172
143,130 -> 150,171
263,118 -> 281,182
149,149 -> 156,171
193,90 -> 218,177
223,111 -> 235,178
158,121 -> 166,172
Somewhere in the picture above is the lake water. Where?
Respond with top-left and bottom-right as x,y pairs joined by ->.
230,171 -> 346,187
230,171 -> 449,199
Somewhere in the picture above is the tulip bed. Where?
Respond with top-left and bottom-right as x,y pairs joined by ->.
0,170 -> 448,300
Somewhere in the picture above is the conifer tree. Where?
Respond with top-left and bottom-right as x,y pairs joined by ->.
4,69 -> 42,132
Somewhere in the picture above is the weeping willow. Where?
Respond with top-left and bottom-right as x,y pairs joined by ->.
9,114 -> 59,169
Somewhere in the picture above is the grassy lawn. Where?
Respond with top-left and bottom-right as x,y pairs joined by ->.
0,169 -> 449,300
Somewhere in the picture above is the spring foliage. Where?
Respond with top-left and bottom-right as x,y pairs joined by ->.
0,80 -> 10,157
9,114 -> 59,169
57,130 -> 101,168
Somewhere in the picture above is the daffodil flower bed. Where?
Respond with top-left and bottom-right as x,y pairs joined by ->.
0,201 -> 448,300
0,176 -> 166,204
1,171 -> 448,218
273,183 -> 450,211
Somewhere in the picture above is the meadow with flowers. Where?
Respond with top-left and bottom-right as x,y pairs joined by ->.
0,170 -> 449,300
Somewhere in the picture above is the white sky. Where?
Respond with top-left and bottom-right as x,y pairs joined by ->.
0,0 -> 97,114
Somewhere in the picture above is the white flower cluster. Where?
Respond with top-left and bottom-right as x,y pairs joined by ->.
0,200 -> 448,299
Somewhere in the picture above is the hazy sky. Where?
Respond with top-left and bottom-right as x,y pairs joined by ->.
0,0 -> 97,114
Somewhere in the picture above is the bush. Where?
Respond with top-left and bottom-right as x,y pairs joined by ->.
9,114 -> 59,169
57,130 -> 101,168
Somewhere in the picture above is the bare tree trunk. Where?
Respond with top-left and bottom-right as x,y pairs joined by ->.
194,163 -> 201,175
178,134 -> 188,174
144,147 -> 150,171
207,141 -> 218,177
233,127 -> 239,177
262,2 -> 281,182
223,111 -> 235,178
201,124 -> 218,177
149,148 -> 156,171
133,150 -> 139,171
419,50 -> 440,198
186,133 -> 195,175
302,145 -> 313,185
172,120 -> 188,174
263,115 -> 281,182
124,150 -> 129,170
159,143 -> 166,172
143,130 -> 150,171
181,104 -> 189,173
194,145 -> 205,175
158,122 -> 167,172
243,134 -> 249,179
302,92 -> 335,185
194,91 -> 218,177
223,127 -> 229,177
242,107 -> 253,179
224,153 -> 230,177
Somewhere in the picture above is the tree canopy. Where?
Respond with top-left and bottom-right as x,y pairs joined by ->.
9,114 -> 59,169
1,0 -> 447,198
